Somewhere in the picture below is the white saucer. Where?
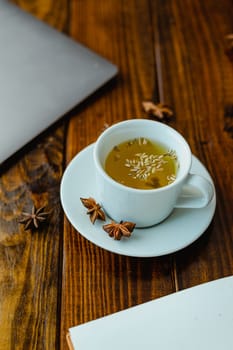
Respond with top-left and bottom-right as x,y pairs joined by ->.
60,144 -> 216,257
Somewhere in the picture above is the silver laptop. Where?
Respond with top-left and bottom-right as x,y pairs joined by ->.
0,0 -> 117,164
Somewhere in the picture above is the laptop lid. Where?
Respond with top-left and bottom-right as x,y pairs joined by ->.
0,0 -> 117,164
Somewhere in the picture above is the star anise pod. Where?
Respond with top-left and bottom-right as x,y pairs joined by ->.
19,205 -> 50,230
225,34 -> 233,49
80,197 -> 106,224
142,101 -> 173,120
225,34 -> 233,62
103,220 -> 136,240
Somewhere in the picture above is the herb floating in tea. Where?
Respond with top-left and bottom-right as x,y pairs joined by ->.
142,101 -> 174,120
105,137 -> 178,190
19,205 -> 50,230
80,197 -> 106,224
103,221 -> 136,240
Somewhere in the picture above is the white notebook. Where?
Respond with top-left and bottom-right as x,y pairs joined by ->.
67,276 -> 233,350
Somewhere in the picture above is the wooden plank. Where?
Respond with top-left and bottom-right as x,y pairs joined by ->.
151,0 -> 233,289
61,1 -> 176,349
0,127 -> 65,349
0,1 -> 68,348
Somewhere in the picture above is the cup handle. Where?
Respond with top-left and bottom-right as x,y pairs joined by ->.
175,173 -> 214,208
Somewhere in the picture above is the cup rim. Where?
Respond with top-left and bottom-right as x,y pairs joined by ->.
93,119 -> 192,193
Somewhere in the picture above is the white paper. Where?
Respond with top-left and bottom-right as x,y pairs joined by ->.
69,276 -> 233,349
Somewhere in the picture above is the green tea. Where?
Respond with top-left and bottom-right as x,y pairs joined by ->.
105,137 -> 178,190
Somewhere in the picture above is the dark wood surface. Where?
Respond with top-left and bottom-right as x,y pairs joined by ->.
0,0 -> 233,349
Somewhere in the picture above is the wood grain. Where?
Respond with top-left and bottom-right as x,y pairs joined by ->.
150,0 -> 233,290
0,126 -> 66,349
0,0 -> 232,349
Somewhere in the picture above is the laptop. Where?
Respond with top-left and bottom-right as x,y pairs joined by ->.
0,0 -> 118,165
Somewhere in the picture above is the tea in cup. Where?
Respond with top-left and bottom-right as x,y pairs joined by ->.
93,119 -> 214,228
105,137 -> 178,190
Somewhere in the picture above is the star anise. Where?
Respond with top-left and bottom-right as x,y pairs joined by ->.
19,205 -> 50,230
225,34 -> 233,62
225,34 -> 233,48
142,101 -> 173,120
103,220 -> 136,240
80,197 -> 106,224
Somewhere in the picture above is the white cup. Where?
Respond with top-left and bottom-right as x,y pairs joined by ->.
93,119 -> 214,228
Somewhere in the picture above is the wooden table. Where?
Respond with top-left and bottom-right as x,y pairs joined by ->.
0,0 -> 233,349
